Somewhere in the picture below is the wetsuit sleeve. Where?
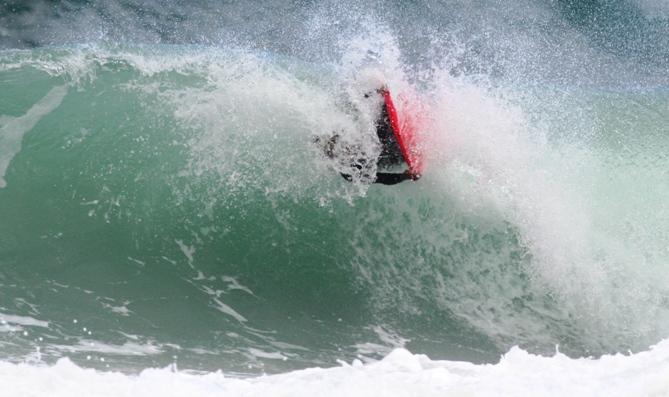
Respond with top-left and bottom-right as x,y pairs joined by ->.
374,172 -> 413,185
340,172 -> 411,185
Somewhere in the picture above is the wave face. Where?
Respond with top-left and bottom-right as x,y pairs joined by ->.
1,0 -> 669,378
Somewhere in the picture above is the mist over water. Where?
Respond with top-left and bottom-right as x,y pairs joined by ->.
1,0 -> 669,389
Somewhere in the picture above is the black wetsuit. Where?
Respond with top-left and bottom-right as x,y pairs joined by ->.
340,99 -> 413,185
373,100 -> 412,185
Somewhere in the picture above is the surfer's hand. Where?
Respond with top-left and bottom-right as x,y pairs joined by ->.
405,170 -> 421,181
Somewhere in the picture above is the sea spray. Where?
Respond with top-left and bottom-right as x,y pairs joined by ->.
1,3 -> 669,396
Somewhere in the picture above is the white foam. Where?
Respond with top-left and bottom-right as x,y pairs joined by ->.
175,239 -> 196,267
211,298 -> 247,323
50,340 -> 163,356
100,301 -> 133,317
419,73 -> 669,350
0,85 -> 67,188
0,324 -> 22,333
247,348 -> 287,361
0,313 -> 49,329
1,341 -> 669,397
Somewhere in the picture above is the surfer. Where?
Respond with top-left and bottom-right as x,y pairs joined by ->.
317,86 -> 421,185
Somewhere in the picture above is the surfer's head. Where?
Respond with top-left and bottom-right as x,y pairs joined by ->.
363,84 -> 388,99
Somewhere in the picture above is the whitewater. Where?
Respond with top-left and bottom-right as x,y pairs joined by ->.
1,1 -> 669,396
1,344 -> 669,397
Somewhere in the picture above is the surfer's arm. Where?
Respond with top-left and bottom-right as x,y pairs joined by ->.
374,170 -> 420,185
374,173 -> 410,185
339,170 -> 420,185
339,172 -> 409,185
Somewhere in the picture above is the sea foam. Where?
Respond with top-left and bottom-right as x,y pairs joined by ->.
1,341 -> 668,397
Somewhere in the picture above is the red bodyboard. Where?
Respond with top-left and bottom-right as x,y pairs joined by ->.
383,90 -> 425,175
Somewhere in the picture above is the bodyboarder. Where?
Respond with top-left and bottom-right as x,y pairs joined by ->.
317,85 -> 421,186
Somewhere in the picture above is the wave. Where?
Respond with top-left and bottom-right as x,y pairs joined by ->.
1,44 -> 669,375
2,2 -> 669,389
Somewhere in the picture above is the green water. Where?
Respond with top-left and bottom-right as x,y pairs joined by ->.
1,46 -> 669,374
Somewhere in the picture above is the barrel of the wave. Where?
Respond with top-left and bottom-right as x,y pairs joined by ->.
382,89 -> 427,177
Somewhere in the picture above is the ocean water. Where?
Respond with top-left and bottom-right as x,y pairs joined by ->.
1,1 -> 669,395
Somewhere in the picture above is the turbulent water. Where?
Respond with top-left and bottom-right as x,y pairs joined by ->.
1,0 -> 669,395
